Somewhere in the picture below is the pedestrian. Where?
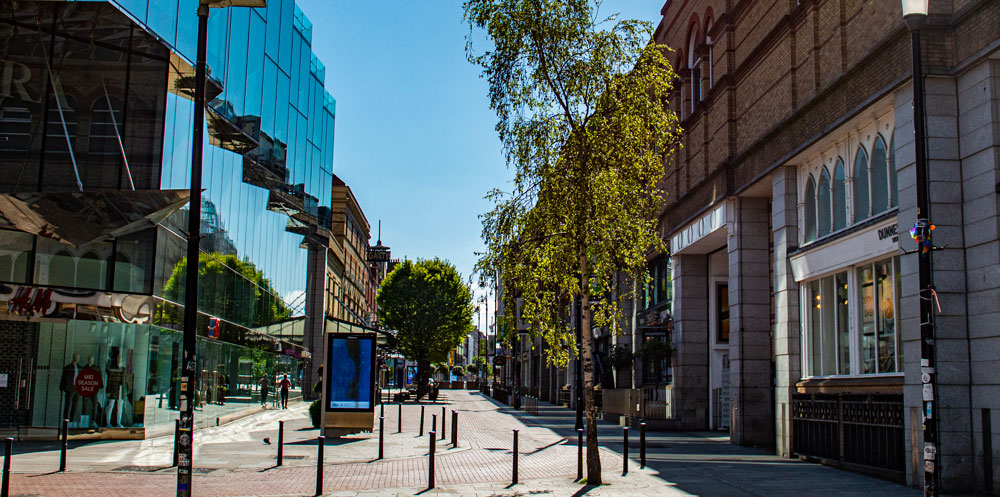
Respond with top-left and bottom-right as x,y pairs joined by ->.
258,375 -> 270,407
279,374 -> 291,409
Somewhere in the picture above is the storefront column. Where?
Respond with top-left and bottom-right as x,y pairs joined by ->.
303,243 -> 328,400
728,197 -> 774,447
671,254 -> 709,430
771,168 -> 800,457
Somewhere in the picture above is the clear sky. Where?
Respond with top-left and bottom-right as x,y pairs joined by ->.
295,0 -> 667,318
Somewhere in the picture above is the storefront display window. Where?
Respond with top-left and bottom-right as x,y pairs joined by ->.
802,256 -> 901,378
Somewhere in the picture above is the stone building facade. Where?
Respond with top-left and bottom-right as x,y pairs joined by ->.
651,0 -> 1000,493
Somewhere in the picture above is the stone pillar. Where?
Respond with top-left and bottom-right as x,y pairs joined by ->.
772,168 -> 800,457
671,254 -> 710,430
728,197 -> 774,447
895,72 -> 975,492
303,243 -> 328,400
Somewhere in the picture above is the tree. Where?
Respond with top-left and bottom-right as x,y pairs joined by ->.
377,259 -> 474,399
465,0 -> 680,484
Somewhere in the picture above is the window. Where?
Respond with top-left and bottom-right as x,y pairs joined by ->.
871,136 -> 890,215
888,139 -> 898,208
833,160 -> 847,231
804,175 -> 817,242
853,147 -> 870,222
801,256 -> 901,377
688,30 -> 701,113
818,169 -> 831,237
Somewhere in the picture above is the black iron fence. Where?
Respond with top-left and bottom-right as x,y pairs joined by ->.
792,393 -> 905,480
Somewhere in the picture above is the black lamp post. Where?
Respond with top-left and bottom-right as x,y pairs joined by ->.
176,2 -> 265,496
575,295 -> 583,431
902,1 -> 939,496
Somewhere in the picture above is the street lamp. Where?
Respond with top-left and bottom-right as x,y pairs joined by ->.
901,2 -> 939,496
177,1 -> 265,496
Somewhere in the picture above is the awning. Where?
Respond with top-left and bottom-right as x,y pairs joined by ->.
0,189 -> 191,247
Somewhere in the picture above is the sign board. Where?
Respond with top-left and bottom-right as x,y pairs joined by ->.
74,367 -> 103,397
325,334 -> 376,411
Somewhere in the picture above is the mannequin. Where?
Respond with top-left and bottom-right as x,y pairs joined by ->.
80,355 -> 103,428
60,353 -> 80,424
104,348 -> 124,428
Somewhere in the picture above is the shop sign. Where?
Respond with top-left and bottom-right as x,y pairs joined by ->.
74,367 -> 102,397
0,283 -> 153,323
789,218 -> 898,282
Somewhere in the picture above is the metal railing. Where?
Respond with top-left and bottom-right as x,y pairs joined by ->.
792,393 -> 904,479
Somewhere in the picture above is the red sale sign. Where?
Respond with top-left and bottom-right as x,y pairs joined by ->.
74,367 -> 103,397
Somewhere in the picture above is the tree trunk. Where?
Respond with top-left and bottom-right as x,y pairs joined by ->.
580,254 -> 602,484
416,359 -> 431,400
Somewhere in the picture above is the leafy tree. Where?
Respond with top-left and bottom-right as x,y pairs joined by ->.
465,0 -> 680,483
377,258 -> 474,398
159,253 -> 292,342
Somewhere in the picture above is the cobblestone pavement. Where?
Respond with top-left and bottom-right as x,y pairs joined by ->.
9,390 -> 929,496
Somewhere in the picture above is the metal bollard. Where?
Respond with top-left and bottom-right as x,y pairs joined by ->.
428,430 -> 436,489
59,418 -> 68,472
622,426 -> 629,476
172,419 -> 179,467
431,413 -> 437,441
451,411 -> 458,448
640,422 -> 646,469
512,429 -> 519,485
315,435 -> 325,496
440,406 -> 446,441
277,420 -> 284,467
398,403 -> 402,433
3,437 -> 12,497
380,403 -> 384,418
378,416 -> 385,460
419,405 -> 425,436
576,428 -> 583,481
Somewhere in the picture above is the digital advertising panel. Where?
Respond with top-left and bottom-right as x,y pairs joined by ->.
325,334 -> 376,411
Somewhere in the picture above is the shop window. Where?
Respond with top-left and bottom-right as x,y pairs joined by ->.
833,160 -> 847,231
817,169 -> 831,237
804,175 -> 817,242
0,230 -> 33,283
871,136 -> 890,215
853,146 -> 870,222
859,258 -> 900,374
805,270 -> 848,376
76,251 -> 105,290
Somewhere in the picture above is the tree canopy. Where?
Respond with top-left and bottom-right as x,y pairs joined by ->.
377,258 -> 474,397
465,0 -> 681,483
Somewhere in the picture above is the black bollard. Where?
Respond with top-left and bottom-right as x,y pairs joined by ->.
576,428 -> 583,481
451,411 -> 458,448
398,403 -> 402,434
277,420 -> 284,466
419,405 -> 425,436
59,418 -> 68,472
172,418 -> 179,467
380,403 -> 384,418
431,414 -> 437,441
428,430 -> 436,489
512,429 -> 519,485
378,416 -> 385,460
640,422 -> 646,469
440,406 -> 446,441
315,435 -> 325,496
623,426 -> 629,476
2,437 -> 12,497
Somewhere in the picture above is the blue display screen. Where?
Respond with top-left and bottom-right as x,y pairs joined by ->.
326,336 -> 374,410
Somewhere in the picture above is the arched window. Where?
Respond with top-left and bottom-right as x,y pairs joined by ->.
804,175 -> 817,242
871,136 -> 890,214
854,147 -> 870,222
77,251 -> 104,289
49,250 -> 75,287
818,170 -> 832,237
889,138 -> 897,208
704,17 -> 713,90
688,29 -> 701,113
833,159 -> 847,231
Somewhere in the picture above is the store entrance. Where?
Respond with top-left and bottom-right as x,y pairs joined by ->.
708,250 -> 730,431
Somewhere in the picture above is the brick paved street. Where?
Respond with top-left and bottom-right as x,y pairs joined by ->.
8,390 -> 929,496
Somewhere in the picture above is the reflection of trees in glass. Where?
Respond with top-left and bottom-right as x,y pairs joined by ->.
160,253 -> 291,333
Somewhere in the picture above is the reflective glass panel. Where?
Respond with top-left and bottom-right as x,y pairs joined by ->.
871,137 -> 890,214
836,271 -> 850,375
859,264 -> 876,374
818,171 -> 831,237
876,259 -> 896,373
804,177 -> 816,242
854,148 -> 870,222
833,160 -> 847,231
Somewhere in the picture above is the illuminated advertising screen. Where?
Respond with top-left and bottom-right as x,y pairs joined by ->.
326,335 -> 375,411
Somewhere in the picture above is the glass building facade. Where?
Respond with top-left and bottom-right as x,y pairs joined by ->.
0,0 -> 334,434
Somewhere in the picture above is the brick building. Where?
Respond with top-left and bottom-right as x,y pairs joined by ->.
644,0 -> 1000,493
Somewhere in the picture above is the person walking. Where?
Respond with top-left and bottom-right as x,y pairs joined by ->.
278,374 -> 291,409
258,375 -> 270,407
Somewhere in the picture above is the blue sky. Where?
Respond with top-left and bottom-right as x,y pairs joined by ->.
295,0 -> 667,317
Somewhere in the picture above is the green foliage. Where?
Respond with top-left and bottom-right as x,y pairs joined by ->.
610,344 -> 634,369
451,365 -> 466,377
377,258 -> 474,395
309,399 -> 321,427
637,338 -> 671,363
160,253 -> 292,334
465,0 -> 681,367
435,363 -> 451,375
467,363 -> 480,375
